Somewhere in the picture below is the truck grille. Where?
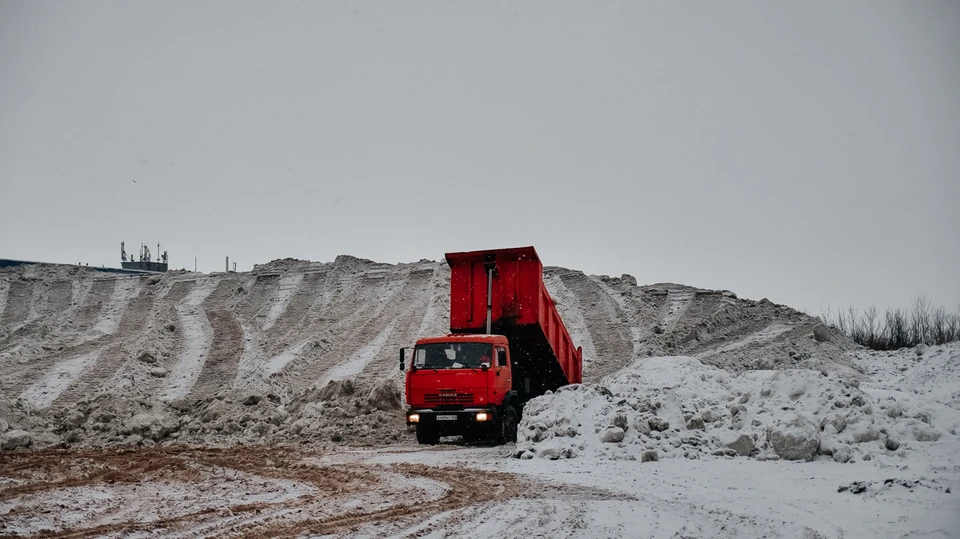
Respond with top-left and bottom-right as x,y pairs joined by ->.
424,393 -> 474,405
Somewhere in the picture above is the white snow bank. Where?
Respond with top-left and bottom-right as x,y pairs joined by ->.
857,343 -> 960,411
515,354 -> 960,463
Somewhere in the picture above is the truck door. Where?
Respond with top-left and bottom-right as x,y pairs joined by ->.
493,345 -> 512,404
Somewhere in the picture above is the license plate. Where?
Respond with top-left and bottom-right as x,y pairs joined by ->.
436,415 -> 457,421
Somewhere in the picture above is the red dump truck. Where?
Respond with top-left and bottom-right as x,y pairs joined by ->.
401,246 -> 582,445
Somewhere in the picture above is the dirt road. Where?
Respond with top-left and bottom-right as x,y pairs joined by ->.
0,445 -> 542,538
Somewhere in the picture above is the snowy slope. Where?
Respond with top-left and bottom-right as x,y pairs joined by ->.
1,255 -> 856,449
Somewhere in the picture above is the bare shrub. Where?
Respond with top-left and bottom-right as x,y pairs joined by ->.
818,298 -> 960,351
931,306 -> 949,345
911,297 -> 931,345
887,308 -> 910,349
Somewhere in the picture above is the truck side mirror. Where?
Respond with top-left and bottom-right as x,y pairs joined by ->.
399,348 -> 405,371
497,348 -> 507,367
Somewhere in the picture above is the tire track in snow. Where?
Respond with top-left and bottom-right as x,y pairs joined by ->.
0,279 -> 75,353
591,278 -> 647,358
262,274 -> 304,331
318,320 -> 396,386
44,281 -> 74,318
263,270 -> 328,345
52,282 -> 160,407
659,288 -> 696,333
696,323 -> 796,357
0,279 -> 9,320
89,277 -> 142,336
233,321 -> 263,389
70,278 -> 94,312
557,271 -> 633,382
264,339 -> 312,378
160,279 -> 217,401
0,276 -> 144,401
129,279 -> 197,399
259,269 -> 362,381
252,270 -> 333,381
355,267 -> 436,383
0,280 -> 33,329
188,310 -> 244,399
414,266 -> 447,339
71,279 -> 117,333
19,353 -> 100,409
543,272 -> 599,370
278,269 -> 407,391
0,280 -> 72,354
163,280 -> 195,302
0,338 -> 114,401
280,265 -> 431,390
669,290 -> 725,346
237,273 -> 280,327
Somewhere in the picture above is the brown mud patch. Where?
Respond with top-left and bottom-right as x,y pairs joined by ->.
0,446 -> 535,538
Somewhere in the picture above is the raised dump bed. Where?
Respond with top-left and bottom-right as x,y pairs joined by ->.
445,246 -> 582,397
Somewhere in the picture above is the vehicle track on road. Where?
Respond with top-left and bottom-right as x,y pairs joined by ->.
0,446 -> 541,539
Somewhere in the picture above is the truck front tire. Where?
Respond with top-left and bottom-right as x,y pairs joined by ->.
496,406 -> 518,445
415,424 -> 439,445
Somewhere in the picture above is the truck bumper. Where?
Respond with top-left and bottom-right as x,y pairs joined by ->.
406,408 -> 498,435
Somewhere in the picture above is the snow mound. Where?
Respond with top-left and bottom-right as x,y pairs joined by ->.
515,354 -> 960,462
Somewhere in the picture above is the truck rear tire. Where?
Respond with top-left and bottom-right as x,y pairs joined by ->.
416,424 -> 439,445
496,406 -> 518,445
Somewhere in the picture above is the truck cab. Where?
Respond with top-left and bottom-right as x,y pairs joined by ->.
403,335 -> 519,444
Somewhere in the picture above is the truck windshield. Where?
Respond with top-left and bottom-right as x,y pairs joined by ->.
413,343 -> 492,370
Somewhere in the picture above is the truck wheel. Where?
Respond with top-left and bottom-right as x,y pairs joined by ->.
416,424 -> 439,445
496,406 -> 518,445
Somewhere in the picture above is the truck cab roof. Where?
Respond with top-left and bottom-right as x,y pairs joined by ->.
414,334 -> 509,346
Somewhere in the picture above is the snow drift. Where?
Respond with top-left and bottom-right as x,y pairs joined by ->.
515,344 -> 960,462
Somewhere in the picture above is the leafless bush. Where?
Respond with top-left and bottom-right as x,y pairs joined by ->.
887,308 -> 910,349
818,298 -> 960,350
911,297 -> 930,345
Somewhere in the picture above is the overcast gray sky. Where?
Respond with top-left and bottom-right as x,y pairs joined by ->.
1,1 -> 958,313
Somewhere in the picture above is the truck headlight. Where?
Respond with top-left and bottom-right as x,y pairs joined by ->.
475,412 -> 489,422
408,413 -> 420,423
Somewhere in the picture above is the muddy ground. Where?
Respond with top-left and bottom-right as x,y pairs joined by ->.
5,439 -> 956,539
0,443 -> 551,538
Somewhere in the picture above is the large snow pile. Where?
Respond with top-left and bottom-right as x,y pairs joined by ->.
0,255 -> 861,450
514,344 -> 960,462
